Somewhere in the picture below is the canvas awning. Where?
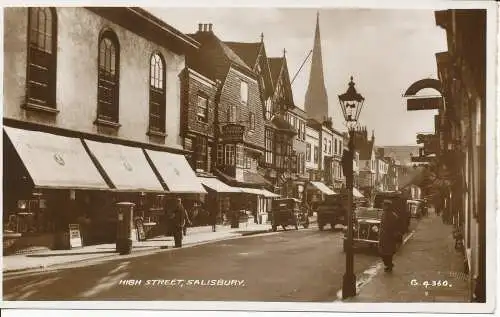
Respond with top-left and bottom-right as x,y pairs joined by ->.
4,127 -> 109,189
84,140 -> 164,192
145,149 -> 206,194
309,181 -> 336,195
353,187 -> 364,198
237,187 -> 281,198
198,177 -> 241,193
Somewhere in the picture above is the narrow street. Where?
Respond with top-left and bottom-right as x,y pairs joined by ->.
4,228 -> 380,301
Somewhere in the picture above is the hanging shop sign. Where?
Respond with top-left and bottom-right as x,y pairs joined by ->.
68,223 -> 82,248
221,124 -> 245,143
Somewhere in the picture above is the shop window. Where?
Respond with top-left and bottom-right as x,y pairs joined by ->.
26,7 -> 57,108
245,156 -> 252,169
97,29 -> 120,123
197,95 -> 208,123
8,198 -> 52,234
149,52 -> 166,132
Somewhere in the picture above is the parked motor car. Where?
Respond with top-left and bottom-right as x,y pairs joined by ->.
316,194 -> 349,231
342,206 -> 383,252
270,198 -> 309,232
407,199 -> 423,219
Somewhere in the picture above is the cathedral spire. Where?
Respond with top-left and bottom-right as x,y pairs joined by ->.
304,11 -> 329,123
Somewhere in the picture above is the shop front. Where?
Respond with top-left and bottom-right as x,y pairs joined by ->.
305,181 -> 337,210
3,127 -> 110,253
83,140 -> 167,243
198,176 -> 241,225
236,187 -> 280,224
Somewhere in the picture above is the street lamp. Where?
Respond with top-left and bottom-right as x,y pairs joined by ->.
338,76 -> 365,299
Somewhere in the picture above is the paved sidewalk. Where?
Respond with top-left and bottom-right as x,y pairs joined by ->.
2,222 -> 272,274
345,212 -> 470,302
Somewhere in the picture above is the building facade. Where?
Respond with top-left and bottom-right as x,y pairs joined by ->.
3,7 -> 207,251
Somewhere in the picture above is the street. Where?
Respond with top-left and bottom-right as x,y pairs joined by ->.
4,227 -> 381,301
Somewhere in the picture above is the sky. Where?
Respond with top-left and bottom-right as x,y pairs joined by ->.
148,7 -> 447,146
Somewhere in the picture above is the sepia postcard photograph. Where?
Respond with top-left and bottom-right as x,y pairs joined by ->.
1,0 -> 497,315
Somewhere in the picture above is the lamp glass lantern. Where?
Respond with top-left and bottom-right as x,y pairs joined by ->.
338,76 -> 365,128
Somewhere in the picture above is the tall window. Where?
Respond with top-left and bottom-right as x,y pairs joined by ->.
340,141 -> 343,153
314,146 -> 319,164
97,30 -> 120,123
323,138 -> 327,153
236,144 -> 244,167
149,53 -> 166,132
240,81 -> 248,104
27,7 -> 57,108
328,140 -> 332,154
265,128 -> 274,165
225,144 -> 235,166
197,95 -> 208,122
249,112 -> 255,131
306,143 -> 311,162
227,105 -> 237,122
194,136 -> 207,171
217,144 -> 224,166
265,99 -> 272,120
334,139 -> 338,154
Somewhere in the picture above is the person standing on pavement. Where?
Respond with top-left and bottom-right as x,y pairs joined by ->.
172,197 -> 190,248
379,200 -> 400,272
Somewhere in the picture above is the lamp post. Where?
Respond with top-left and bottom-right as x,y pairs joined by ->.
338,76 -> 365,299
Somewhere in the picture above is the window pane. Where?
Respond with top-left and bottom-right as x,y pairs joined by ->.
240,81 -> 248,104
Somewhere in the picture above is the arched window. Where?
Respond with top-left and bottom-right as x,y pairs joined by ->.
97,29 -> 120,123
27,7 -> 57,108
149,52 -> 166,132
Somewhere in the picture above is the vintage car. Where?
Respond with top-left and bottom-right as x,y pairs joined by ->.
270,198 -> 309,232
342,207 -> 383,252
316,194 -> 349,231
407,199 -> 423,219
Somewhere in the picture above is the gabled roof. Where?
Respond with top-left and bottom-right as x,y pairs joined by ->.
268,57 -> 283,85
186,31 -> 255,81
224,42 -> 262,69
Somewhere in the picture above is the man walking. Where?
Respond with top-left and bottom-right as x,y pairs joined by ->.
379,200 -> 400,272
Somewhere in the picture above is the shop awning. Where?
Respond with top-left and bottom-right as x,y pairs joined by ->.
4,127 -> 109,189
198,177 -> 241,193
145,149 -> 207,194
353,187 -> 364,198
309,181 -> 336,195
237,187 -> 281,198
84,140 -> 164,192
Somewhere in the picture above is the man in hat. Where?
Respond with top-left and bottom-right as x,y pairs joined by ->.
172,197 -> 190,248
379,199 -> 400,272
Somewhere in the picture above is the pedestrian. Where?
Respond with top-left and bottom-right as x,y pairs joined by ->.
379,199 -> 400,272
210,205 -> 217,232
172,197 -> 190,248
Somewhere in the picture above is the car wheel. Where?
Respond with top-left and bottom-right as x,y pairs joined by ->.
272,225 -> 277,232
318,222 -> 324,231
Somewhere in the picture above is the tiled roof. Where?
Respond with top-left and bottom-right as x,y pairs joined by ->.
224,42 -> 262,69
186,31 -> 254,80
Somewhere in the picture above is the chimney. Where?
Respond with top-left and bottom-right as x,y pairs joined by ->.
208,23 -> 213,32
198,23 -> 202,32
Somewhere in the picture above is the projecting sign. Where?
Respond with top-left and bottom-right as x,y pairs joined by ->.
407,97 -> 442,111
221,124 -> 245,143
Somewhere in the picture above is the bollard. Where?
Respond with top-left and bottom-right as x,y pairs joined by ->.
116,202 -> 135,255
